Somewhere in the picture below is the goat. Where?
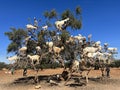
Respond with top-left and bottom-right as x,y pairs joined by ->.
87,52 -> 98,58
7,55 -> 18,61
46,41 -> 53,48
19,46 -> 27,54
95,41 -> 101,47
74,34 -> 86,45
25,36 -> 31,41
26,24 -> 37,30
42,25 -> 48,30
46,41 -> 54,52
27,55 -> 40,64
7,55 -> 19,63
66,36 -> 75,43
55,18 -> 69,30
71,60 -> 79,72
107,47 -> 117,52
53,46 -> 64,56
36,46 -> 41,51
24,36 -> 31,45
83,46 -> 102,55
74,34 -> 85,40
96,52 -> 112,64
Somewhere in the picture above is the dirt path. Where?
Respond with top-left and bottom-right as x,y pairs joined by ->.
0,68 -> 120,90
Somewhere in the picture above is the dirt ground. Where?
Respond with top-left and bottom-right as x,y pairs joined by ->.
0,68 -> 120,90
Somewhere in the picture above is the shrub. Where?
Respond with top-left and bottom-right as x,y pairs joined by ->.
0,62 -> 9,70
35,62 -> 61,69
110,60 -> 120,68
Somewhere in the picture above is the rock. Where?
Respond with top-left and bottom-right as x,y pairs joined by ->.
34,85 -> 41,89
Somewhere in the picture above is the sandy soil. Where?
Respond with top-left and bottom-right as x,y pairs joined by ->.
0,68 -> 120,90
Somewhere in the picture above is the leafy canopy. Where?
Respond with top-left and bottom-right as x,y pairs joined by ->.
5,6 -> 82,56
5,28 -> 27,54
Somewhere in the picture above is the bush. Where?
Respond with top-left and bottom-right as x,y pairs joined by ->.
35,62 -> 61,69
0,62 -> 9,70
110,60 -> 120,68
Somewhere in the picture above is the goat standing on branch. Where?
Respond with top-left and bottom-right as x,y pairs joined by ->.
19,46 -> 27,55
53,46 -> 64,56
7,55 -> 19,64
55,18 -> 69,31
27,55 -> 40,65
42,25 -> 48,30
26,24 -> 37,30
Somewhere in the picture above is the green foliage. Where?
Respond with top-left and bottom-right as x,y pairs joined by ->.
40,62 -> 60,69
44,11 -> 49,18
46,21 -> 52,27
44,9 -> 57,19
27,40 -> 37,54
7,42 -> 18,53
5,28 -> 27,54
61,8 -> 82,30
43,7 -> 82,30
61,10 -> 72,19
76,6 -> 82,15
0,62 -> 9,70
37,30 -> 47,50
110,60 -> 120,67
49,9 -> 57,19
5,28 -> 27,42
60,30 -> 70,44
70,18 -> 82,29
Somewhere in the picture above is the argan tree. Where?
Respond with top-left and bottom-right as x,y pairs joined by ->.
5,6 -> 82,67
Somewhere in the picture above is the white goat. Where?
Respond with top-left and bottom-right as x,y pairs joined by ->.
83,46 -> 102,55
46,41 -> 53,48
53,46 -> 64,55
74,34 -> 85,40
55,18 -> 69,30
104,52 -> 112,57
25,36 -> 31,45
46,41 -> 54,52
96,52 -> 112,64
66,36 -> 75,43
93,41 -> 101,47
19,46 -> 27,54
7,55 -> 18,63
108,47 -> 117,52
95,41 -> 101,46
42,25 -> 48,30
36,46 -> 41,51
87,52 -> 98,58
27,55 -> 40,64
74,34 -> 86,44
71,60 -> 80,72
25,36 -> 31,41
26,24 -> 37,30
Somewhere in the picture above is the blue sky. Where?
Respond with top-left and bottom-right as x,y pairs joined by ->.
0,0 -> 120,63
